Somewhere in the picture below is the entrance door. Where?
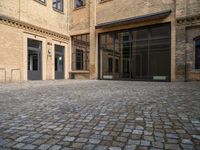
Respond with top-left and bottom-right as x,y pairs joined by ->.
55,45 -> 64,79
28,39 -> 42,80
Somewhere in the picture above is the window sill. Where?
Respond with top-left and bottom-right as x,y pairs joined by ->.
70,71 -> 90,74
73,5 -> 86,11
53,8 -> 64,14
99,0 -> 113,4
191,69 -> 200,73
33,0 -> 47,6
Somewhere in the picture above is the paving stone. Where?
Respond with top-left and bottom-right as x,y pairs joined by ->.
154,132 -> 164,137
109,147 -> 121,150
116,137 -> 127,142
63,136 -> 75,142
76,138 -> 88,143
128,139 -> 140,145
83,144 -> 95,150
112,141 -> 124,148
152,142 -> 164,149
61,148 -> 73,150
13,143 -> 25,149
132,130 -> 143,135
15,136 -> 28,142
165,144 -> 181,150
166,133 -> 178,139
71,142 -> 85,149
182,139 -> 193,144
0,81 -> 200,150
22,144 -> 37,150
140,140 -> 151,146
181,144 -> 194,150
166,138 -> 179,144
192,135 -> 200,140
94,146 -> 108,150
88,138 -> 101,144
49,145 -> 62,150
38,144 -> 52,150
124,145 -> 136,150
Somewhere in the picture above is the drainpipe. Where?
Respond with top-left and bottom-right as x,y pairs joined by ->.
184,0 -> 188,82
18,0 -> 21,20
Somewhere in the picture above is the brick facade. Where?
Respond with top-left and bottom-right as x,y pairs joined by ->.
0,0 -> 200,82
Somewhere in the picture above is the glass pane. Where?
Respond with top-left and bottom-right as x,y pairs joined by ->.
75,0 -> 84,8
196,39 -> 200,69
72,34 -> 90,71
132,40 -> 149,79
133,29 -> 148,40
149,38 -> 170,78
151,25 -> 170,38
100,24 -> 171,81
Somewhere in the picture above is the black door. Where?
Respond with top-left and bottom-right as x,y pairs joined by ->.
28,39 -> 42,80
55,45 -> 65,79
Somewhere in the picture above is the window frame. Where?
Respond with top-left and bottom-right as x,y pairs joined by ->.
53,0 -> 64,12
72,34 -> 90,71
99,0 -> 113,4
195,37 -> 200,70
34,0 -> 46,5
74,0 -> 86,9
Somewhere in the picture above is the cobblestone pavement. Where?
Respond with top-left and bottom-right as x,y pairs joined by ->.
0,80 -> 200,150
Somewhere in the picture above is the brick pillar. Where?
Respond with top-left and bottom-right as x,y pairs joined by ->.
89,0 -> 98,79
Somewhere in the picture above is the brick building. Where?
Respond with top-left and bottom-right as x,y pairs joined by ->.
0,0 -> 200,82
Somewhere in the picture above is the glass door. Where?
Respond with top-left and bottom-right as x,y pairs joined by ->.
28,39 -> 42,80
55,45 -> 65,79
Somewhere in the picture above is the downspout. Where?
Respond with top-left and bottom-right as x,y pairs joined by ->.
184,0 -> 188,82
174,0 -> 177,82
18,0 -> 21,20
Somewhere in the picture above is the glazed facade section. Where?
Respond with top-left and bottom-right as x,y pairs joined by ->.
99,24 -> 171,81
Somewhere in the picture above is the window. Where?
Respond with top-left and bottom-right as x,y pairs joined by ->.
195,38 -> 200,69
74,0 -> 85,9
115,59 -> 119,73
72,34 -> 90,71
34,0 -> 46,5
100,23 -> 171,81
76,49 -> 84,70
39,0 -> 45,3
53,0 -> 63,11
99,0 -> 113,4
108,58 -> 113,73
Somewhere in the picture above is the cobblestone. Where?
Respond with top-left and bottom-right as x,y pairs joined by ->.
0,80 -> 200,149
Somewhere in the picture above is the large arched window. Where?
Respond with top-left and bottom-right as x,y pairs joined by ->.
195,38 -> 200,69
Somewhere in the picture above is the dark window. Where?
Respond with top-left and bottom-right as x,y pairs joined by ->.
108,58 -> 113,73
76,49 -> 84,70
195,39 -> 200,69
28,39 -> 42,71
28,54 -> 39,71
35,0 -> 46,4
74,0 -> 85,8
39,0 -> 45,3
72,34 -> 90,71
100,23 -> 171,81
115,59 -> 119,73
53,0 -> 63,11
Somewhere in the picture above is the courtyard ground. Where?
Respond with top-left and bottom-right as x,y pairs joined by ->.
0,80 -> 200,150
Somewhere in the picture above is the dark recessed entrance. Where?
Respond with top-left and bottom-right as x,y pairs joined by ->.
99,23 -> 171,81
28,39 -> 42,80
55,45 -> 65,79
